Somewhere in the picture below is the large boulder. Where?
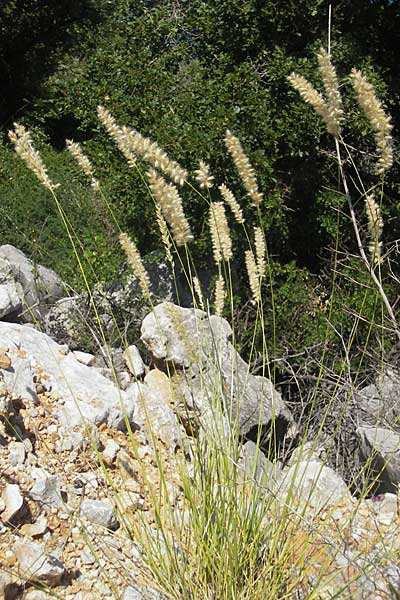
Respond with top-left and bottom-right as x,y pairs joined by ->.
356,369 -> 400,431
0,322 -> 140,437
140,302 -> 293,440
356,425 -> 400,494
0,245 -> 64,322
44,257 -> 182,351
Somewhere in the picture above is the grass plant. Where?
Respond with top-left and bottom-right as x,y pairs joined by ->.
4,43 -> 400,600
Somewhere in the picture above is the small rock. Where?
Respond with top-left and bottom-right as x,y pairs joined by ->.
7,441 -> 26,466
30,472 -> 65,510
238,440 -> 280,489
81,548 -> 96,565
102,438 -> 120,465
357,425 -> 400,493
20,513 -> 48,538
123,345 -> 145,378
114,491 -> 141,514
73,351 -> 96,366
117,370 -> 131,390
1,483 -> 24,522
0,570 -> 16,600
136,369 -> 183,450
79,499 -> 119,530
13,539 -> 65,587
24,590 -> 54,600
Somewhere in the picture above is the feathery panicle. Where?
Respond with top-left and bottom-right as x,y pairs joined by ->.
193,276 -> 205,311
209,202 -> 233,264
350,69 -> 393,174
365,194 -> 383,265
214,273 -> 226,317
219,183 -> 244,224
147,170 -> 193,246
155,203 -> 173,265
245,250 -> 260,305
317,47 -> 343,134
119,232 -> 152,299
66,140 -> 100,190
194,160 -> 214,189
121,125 -> 187,186
224,130 -> 263,207
9,124 -> 60,191
98,106 -> 137,168
287,73 -> 339,136
254,226 -> 266,280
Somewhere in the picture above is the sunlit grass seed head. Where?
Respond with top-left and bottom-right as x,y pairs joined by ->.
214,273 -> 226,317
119,232 -> 152,299
8,123 -> 60,191
287,73 -> 340,137
209,202 -> 233,264
245,250 -> 260,305
254,226 -> 266,280
317,47 -> 344,133
193,276 -> 205,311
194,160 -> 214,189
219,183 -> 244,224
124,126 -> 188,186
66,139 -> 100,190
147,169 -> 193,247
98,106 -> 137,169
224,130 -> 263,207
155,203 -> 174,265
350,68 -> 393,174
365,194 -> 383,265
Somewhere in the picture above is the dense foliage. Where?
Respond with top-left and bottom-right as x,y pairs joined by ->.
1,0 -> 399,363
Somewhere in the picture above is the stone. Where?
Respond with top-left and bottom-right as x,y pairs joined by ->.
13,539 -> 65,587
123,345 -> 145,378
1,483 -> 24,522
20,513 -> 48,538
0,322 -> 140,435
55,423 -> 100,452
356,425 -> 400,493
7,441 -> 27,466
44,257 -> 179,350
141,302 -> 293,438
279,459 -> 351,510
0,245 -> 64,322
30,471 -> 65,510
238,440 -> 280,489
1,352 -> 37,403
73,351 -> 96,366
0,256 -> 21,318
24,591 -> 55,600
135,369 -> 183,450
102,438 -> 120,464
356,369 -> 400,430
0,571 -> 17,600
79,499 -> 119,530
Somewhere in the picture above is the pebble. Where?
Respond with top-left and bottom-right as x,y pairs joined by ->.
123,345 -> 145,378
13,539 -> 65,587
102,438 -> 120,464
7,440 -> 27,466
1,482 -> 24,522
30,473 -> 65,509
20,513 -> 48,538
80,499 -> 120,530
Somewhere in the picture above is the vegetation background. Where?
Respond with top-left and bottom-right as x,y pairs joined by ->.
0,0 -> 399,368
